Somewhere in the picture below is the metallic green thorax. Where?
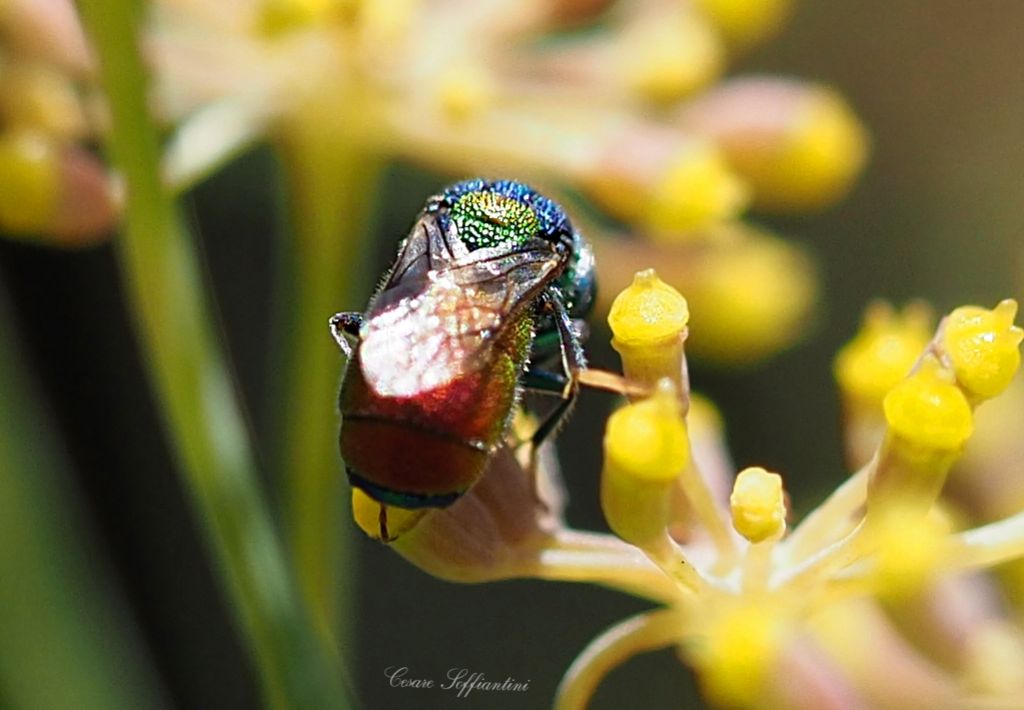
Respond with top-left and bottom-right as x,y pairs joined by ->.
449,191 -> 541,250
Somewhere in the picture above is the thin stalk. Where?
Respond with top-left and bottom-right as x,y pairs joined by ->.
783,459 -> 872,564
951,510 -> 1024,571
274,92 -> 383,641
645,533 -> 717,595
554,608 -> 687,710
532,548 -> 677,602
78,2 -> 350,707
533,530 -> 679,602
776,519 -> 869,595
742,539 -> 777,594
678,461 -> 737,563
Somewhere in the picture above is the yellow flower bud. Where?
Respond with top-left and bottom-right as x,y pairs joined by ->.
684,229 -> 816,364
608,269 -> 689,389
608,269 -> 690,345
684,79 -> 868,212
871,357 -> 973,513
645,142 -> 748,235
436,63 -> 495,123
0,129 -> 59,234
694,0 -> 792,48
618,11 -> 723,104
730,466 -> 786,543
882,356 -> 973,453
592,225 -> 818,364
756,88 -> 868,211
835,301 -> 933,409
585,132 -> 746,237
258,0 -> 340,34
0,62 -> 88,141
601,381 -> 689,547
942,300 -> 1023,400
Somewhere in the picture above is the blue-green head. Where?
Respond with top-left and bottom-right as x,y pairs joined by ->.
438,178 -> 573,252
434,179 -> 594,319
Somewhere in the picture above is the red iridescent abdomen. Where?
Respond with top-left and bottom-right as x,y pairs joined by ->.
339,315 -> 530,507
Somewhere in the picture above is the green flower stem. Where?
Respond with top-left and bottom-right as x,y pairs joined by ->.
274,98 -> 382,641
0,299 -> 166,710
78,2 -> 350,707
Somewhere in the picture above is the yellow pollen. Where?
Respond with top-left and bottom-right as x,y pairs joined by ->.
730,466 -> 786,543
942,300 -> 1023,400
882,356 -> 973,451
608,270 -> 690,388
608,269 -> 689,346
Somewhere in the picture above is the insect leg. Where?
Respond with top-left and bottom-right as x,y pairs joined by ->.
378,504 -> 392,543
329,312 -> 364,357
549,293 -> 587,377
571,318 -> 590,345
524,293 -> 587,456
521,367 -> 568,393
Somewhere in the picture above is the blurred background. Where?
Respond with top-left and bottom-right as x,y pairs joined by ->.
1,1 -> 1022,708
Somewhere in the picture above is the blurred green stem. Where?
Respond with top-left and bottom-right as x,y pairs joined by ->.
78,1 -> 350,707
0,297 -> 165,710
275,91 -> 382,641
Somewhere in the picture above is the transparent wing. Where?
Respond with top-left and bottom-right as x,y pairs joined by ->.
382,210 -> 464,289
359,241 -> 563,397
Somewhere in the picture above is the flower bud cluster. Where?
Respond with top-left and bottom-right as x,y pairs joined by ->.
0,0 -> 115,244
352,270 -> 1024,710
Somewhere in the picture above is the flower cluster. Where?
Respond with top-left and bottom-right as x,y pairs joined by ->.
2,0 -> 868,361
356,269 -> 1024,709
0,0 -> 115,242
